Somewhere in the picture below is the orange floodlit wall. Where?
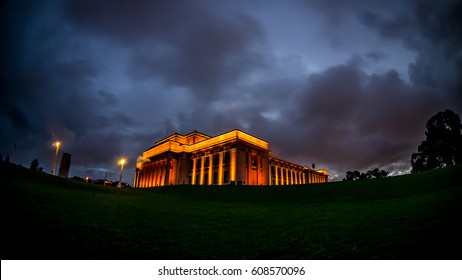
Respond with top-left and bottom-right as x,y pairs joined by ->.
134,129 -> 328,187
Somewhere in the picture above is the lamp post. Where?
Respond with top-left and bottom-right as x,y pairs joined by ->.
51,141 -> 61,175
118,158 -> 126,188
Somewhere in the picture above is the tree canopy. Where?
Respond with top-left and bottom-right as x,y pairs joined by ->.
29,159 -> 42,172
411,109 -> 462,173
343,168 -> 389,181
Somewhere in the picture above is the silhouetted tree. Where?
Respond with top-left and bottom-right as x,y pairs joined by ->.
369,168 -> 389,179
343,168 -> 389,181
343,171 -> 359,181
411,109 -> 462,173
30,159 -> 39,171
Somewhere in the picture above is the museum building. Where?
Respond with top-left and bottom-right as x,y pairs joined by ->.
133,129 -> 328,187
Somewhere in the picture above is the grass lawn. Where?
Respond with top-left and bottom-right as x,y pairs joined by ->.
1,161 -> 461,259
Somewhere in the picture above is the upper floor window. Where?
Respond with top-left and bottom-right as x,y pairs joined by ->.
224,152 -> 230,164
251,154 -> 258,167
213,154 -> 220,166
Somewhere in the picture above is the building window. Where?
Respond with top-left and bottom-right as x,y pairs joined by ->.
196,158 -> 201,169
204,157 -> 210,167
224,170 -> 229,183
213,172 -> 218,184
251,154 -> 257,168
213,154 -> 219,166
224,152 -> 230,164
189,160 -> 194,170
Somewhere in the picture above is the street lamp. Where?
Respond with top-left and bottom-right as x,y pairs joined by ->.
51,141 -> 61,175
118,158 -> 126,188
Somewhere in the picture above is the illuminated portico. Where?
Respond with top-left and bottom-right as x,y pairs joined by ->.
134,129 -> 328,187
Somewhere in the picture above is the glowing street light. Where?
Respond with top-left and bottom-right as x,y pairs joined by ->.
118,158 -> 126,188
51,141 -> 61,175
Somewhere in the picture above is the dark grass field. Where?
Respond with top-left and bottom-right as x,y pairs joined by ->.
1,161 -> 461,260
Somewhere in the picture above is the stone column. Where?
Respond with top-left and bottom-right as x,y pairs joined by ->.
146,165 -> 151,187
153,164 -> 157,186
137,171 -> 142,188
199,156 -> 205,185
144,165 -> 149,187
269,164 -> 272,186
218,152 -> 224,185
158,163 -> 162,186
155,164 -> 160,186
138,170 -> 143,188
150,164 -> 155,186
147,167 -> 152,187
151,163 -> 157,187
208,154 -> 213,185
280,167 -> 284,185
191,158 -> 197,185
162,162 -> 167,186
275,165 -> 279,185
141,170 -> 145,188
230,148 -> 237,183
164,159 -> 170,186
282,168 -> 286,185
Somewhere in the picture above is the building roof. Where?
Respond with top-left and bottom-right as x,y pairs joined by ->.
142,129 -> 269,158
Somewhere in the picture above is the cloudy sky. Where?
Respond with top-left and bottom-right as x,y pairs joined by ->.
1,0 -> 461,182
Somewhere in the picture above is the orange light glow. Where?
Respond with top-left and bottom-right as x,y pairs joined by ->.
143,129 -> 268,159
51,140 -> 61,176
117,158 -> 126,188
316,169 -> 329,175
135,129 -> 328,188
230,148 -> 237,182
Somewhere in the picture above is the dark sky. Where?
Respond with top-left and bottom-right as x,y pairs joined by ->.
1,0 -> 461,182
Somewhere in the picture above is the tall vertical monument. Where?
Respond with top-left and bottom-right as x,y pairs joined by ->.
58,153 -> 71,178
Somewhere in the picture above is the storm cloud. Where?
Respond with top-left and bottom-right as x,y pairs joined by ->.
1,0 -> 461,181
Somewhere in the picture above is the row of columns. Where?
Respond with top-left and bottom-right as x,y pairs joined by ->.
135,160 -> 169,188
134,152 -> 328,188
269,164 -> 328,185
271,165 -> 306,185
191,149 -> 236,185
307,171 -> 328,183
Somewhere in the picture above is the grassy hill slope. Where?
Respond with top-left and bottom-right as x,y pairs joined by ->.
1,161 -> 461,259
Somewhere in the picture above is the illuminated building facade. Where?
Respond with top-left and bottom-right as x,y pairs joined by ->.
134,129 -> 328,187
